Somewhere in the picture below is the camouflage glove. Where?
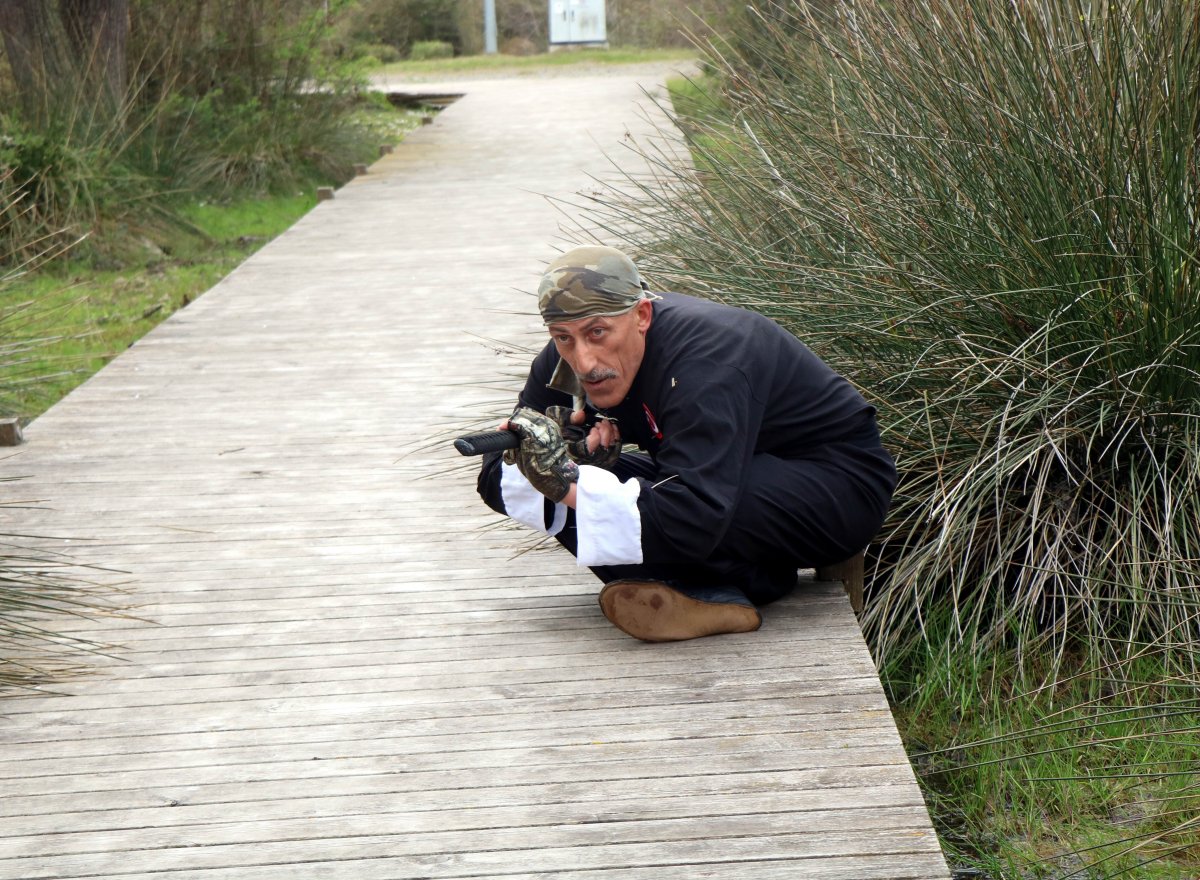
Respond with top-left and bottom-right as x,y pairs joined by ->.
503,407 -> 580,502
545,405 -> 622,470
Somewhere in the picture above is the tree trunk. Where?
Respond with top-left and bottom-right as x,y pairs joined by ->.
59,0 -> 128,100
0,0 -> 66,110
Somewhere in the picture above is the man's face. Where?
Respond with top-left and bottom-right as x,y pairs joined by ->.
548,299 -> 653,409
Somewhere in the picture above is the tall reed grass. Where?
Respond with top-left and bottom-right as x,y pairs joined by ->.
0,507 -> 117,693
0,0 -> 376,262
592,0 -> 1200,674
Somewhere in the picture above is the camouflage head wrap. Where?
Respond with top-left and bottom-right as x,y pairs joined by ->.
538,246 -> 660,326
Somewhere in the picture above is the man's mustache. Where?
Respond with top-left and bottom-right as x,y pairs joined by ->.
580,368 -> 618,383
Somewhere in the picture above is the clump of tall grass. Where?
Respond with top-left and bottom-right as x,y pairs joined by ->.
1,214 -> 118,692
130,0 -> 375,197
0,1 -> 378,262
591,0 -> 1200,676
0,511 -> 118,693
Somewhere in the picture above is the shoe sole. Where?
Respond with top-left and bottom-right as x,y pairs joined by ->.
598,580 -> 762,642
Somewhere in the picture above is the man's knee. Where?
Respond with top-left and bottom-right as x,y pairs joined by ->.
719,452 -> 888,568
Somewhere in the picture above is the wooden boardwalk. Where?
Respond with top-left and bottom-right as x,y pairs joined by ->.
0,69 -> 951,879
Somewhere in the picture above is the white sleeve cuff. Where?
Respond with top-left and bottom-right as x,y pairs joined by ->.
575,465 -> 643,566
500,462 -> 566,536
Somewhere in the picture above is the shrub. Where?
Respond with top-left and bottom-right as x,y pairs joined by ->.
0,1 -> 376,258
590,0 -> 1200,673
572,5 -> 1200,871
358,42 -> 403,64
500,36 -> 539,57
495,0 -> 545,51
332,0 -> 463,57
0,111 -> 146,262
408,39 -> 453,61
606,0 -> 749,48
333,0 -> 740,58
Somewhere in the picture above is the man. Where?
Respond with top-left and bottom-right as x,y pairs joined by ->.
477,245 -> 896,642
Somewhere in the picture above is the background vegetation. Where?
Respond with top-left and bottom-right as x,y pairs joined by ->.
0,0 -> 389,265
581,0 -> 1200,876
330,0 -> 741,59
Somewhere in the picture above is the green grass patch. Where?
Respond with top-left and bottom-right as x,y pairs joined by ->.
376,47 -> 695,79
892,643 -> 1200,878
0,101 -> 428,424
665,73 -> 747,176
177,192 -> 315,243
1,190 -> 317,419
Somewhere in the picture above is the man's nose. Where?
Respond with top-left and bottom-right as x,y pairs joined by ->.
574,343 -> 599,375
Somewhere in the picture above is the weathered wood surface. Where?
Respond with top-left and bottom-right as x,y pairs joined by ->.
817,550 -> 866,613
0,70 -> 951,879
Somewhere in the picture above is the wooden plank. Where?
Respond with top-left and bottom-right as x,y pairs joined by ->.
0,789 -> 928,844
0,722 -> 902,782
7,825 -> 944,879
2,737 -> 909,801
0,640 -> 880,706
0,678 -> 894,736
817,550 -> 866,613
1,764 -> 928,822
62,855 -> 952,880
6,828 -> 944,880
0,693 -> 893,755
4,800 -> 941,854
0,662 -> 888,715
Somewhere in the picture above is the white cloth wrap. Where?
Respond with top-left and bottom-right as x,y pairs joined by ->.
500,462 -> 567,536
575,465 -> 643,566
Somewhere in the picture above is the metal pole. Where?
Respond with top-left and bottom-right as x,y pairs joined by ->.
484,0 -> 498,54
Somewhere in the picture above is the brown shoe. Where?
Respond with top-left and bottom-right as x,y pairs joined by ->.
598,580 -> 762,642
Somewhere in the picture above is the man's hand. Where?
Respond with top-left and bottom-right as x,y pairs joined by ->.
545,406 -> 622,469
501,407 -> 580,502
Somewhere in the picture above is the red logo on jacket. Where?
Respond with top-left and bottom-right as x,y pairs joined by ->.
642,403 -> 663,440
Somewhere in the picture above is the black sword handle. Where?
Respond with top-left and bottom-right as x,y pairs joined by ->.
453,430 -> 520,456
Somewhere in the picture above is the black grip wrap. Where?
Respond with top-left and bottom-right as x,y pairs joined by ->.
454,430 -> 520,456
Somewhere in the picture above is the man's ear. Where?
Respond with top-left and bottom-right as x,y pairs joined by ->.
635,298 -> 654,334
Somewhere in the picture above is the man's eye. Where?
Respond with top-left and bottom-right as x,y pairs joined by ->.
590,327 -> 606,338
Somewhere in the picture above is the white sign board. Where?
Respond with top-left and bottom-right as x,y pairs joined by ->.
549,0 -> 607,46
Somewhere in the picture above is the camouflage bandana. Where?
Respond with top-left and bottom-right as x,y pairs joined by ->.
538,245 -> 661,326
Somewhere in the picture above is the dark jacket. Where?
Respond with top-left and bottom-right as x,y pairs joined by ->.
479,292 -> 895,563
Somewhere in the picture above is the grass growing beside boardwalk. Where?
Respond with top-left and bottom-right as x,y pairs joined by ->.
375,47 -> 696,79
889,641 -> 1200,878
0,191 -> 318,420
1,99 -> 428,424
